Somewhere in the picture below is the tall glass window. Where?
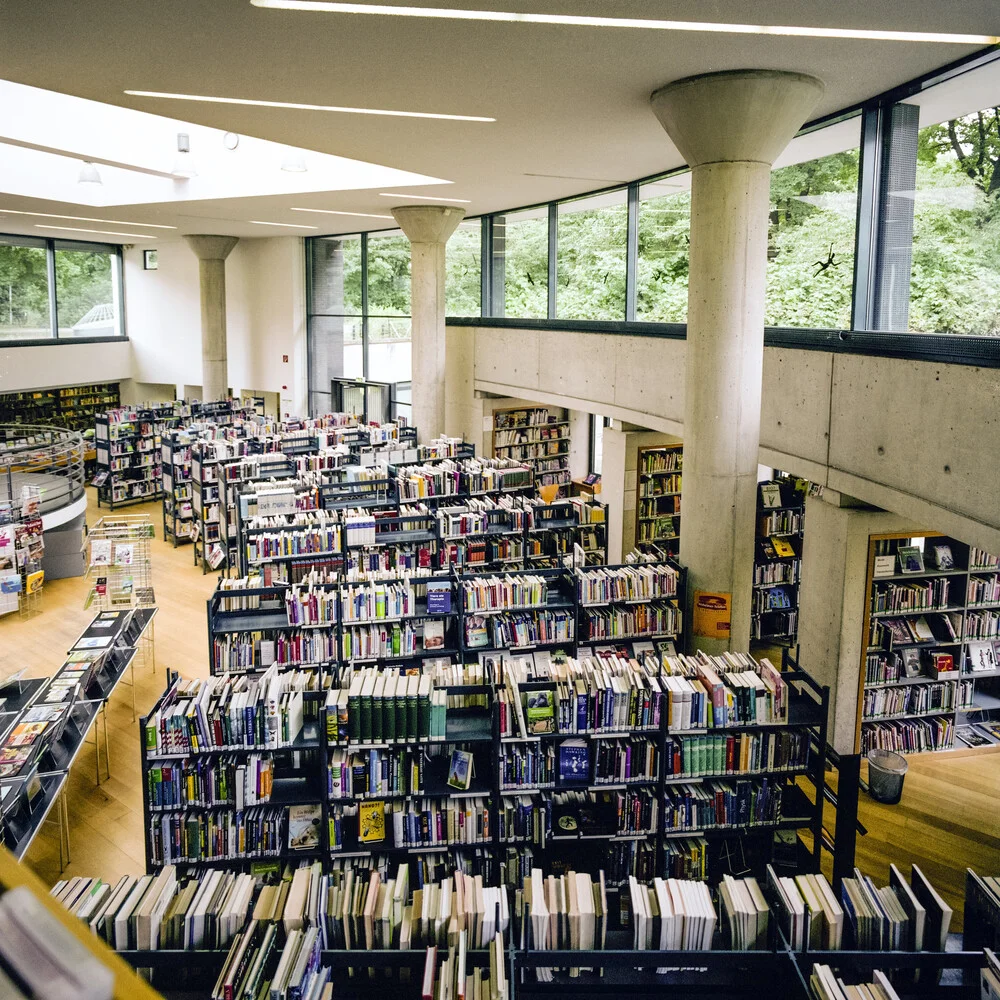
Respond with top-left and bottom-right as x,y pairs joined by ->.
367,230 -> 412,384
502,208 -> 548,318
910,103 -> 1000,335
766,142 -> 860,329
0,236 -> 50,340
446,220 -> 481,317
637,176 -> 690,322
54,244 -> 120,337
557,191 -> 627,320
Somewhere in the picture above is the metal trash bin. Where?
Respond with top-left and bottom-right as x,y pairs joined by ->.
867,749 -> 908,804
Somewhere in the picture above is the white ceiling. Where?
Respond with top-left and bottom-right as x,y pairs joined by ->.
1,0 -> 999,241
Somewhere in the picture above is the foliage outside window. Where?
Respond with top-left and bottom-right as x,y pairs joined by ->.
910,105 -> 1000,335
367,231 -> 411,317
503,209 -> 548,318
637,178 -> 690,322
557,191 -> 627,321
766,148 -> 859,329
445,221 -> 481,317
0,235 -> 121,340
0,238 -> 50,340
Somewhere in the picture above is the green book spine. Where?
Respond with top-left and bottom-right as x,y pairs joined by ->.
384,689 -> 396,742
396,693 -> 407,744
418,692 -> 431,740
371,693 -> 382,742
406,688 -> 418,741
348,693 -> 361,743
360,695 -> 373,743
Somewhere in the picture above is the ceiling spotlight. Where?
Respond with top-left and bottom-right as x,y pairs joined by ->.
78,161 -> 102,185
281,150 -> 308,173
172,132 -> 198,179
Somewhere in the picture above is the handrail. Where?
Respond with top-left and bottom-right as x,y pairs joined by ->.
0,424 -> 85,515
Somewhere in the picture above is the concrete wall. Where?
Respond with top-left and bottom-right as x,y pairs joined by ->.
458,324 -> 1000,555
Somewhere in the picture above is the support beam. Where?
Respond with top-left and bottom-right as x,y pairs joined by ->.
650,69 -> 823,652
392,205 -> 465,441
183,235 -> 239,402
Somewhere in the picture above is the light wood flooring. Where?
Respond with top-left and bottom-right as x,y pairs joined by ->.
1,489 -> 996,928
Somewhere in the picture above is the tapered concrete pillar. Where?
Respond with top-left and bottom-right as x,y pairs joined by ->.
184,235 -> 239,402
650,70 -> 823,652
391,206 -> 465,441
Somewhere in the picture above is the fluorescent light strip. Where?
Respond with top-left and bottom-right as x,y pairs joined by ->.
124,90 -> 494,122
1,209 -> 176,229
290,207 -> 394,219
379,193 -> 471,203
36,225 -> 155,239
250,1 -> 1000,44
249,220 -> 319,229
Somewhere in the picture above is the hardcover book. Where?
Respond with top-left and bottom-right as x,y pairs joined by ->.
524,689 -> 556,735
558,739 -> 589,784
446,750 -> 474,791
287,805 -> 321,850
897,545 -> 925,574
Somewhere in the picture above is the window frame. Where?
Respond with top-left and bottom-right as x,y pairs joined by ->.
0,233 -> 126,345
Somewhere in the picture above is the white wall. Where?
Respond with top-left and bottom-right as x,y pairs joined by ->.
0,339 -> 131,393
122,236 -> 307,414
460,324 -> 1000,555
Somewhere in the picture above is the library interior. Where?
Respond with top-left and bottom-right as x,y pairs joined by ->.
1,2 -> 1000,998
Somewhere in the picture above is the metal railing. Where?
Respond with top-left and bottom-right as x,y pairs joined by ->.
0,424 -> 85,515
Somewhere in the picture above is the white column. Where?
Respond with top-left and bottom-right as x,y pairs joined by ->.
391,206 -> 465,442
650,70 -> 823,652
183,235 -> 239,402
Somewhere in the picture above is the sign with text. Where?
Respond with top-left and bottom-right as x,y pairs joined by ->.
692,590 -> 731,639
256,489 -> 297,517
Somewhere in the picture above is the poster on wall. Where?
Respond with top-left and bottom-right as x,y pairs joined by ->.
692,590 -> 731,640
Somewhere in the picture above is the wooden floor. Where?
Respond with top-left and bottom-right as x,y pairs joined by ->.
1,489 -> 997,927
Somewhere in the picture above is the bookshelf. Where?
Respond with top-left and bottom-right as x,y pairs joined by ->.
635,444 -> 682,557
492,406 -> 571,492
0,382 -> 120,431
94,405 -> 175,510
857,532 -> 1000,755
160,430 -> 194,547
752,478 -> 805,645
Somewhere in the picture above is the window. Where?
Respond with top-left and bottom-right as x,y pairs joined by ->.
637,177 -> 690,322
590,414 -> 605,476
0,236 -> 50,341
367,230 -> 412,384
0,235 -> 123,341
446,220 -> 481,317
910,103 -> 1000,335
766,143 -> 860,329
54,244 -> 120,337
501,208 -> 548,318
557,191 -> 627,320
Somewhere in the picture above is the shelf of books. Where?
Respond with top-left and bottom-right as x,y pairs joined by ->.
752,478 -> 806,645
47,849 -> 988,1000
160,430 -> 195,547
858,532 -> 1000,755
94,405 -> 176,510
635,444 -> 682,558
492,406 -> 571,493
0,382 -> 121,431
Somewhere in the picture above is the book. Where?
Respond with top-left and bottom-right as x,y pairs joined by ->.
524,689 -> 556,735
932,544 -> 954,570
771,537 -> 795,558
956,726 -> 992,748
557,739 -> 588,784
966,641 -> 998,673
873,555 -> 896,578
423,621 -> 445,651
897,545 -> 925,574
901,648 -> 923,678
287,805 -> 321,851
760,483 -> 782,509
446,751 -> 474,791
426,582 -> 452,615
359,801 -> 386,843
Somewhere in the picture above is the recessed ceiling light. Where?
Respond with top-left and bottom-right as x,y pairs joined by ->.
0,210 -> 176,229
249,220 -> 319,229
125,90 -> 494,123
290,208 -> 395,219
379,193 -> 471,203
37,225 -> 155,239
249,1 -> 1000,44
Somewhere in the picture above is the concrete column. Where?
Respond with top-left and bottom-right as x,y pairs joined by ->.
184,235 -> 239,402
391,206 -> 465,442
650,70 -> 823,653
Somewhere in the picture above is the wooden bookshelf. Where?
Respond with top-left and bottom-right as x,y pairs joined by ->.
492,406 -> 571,492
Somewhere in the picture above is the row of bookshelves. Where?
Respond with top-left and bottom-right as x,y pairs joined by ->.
207,564 -> 673,676
49,855 -> 999,1000
0,382 -> 121,432
491,406 -> 571,491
